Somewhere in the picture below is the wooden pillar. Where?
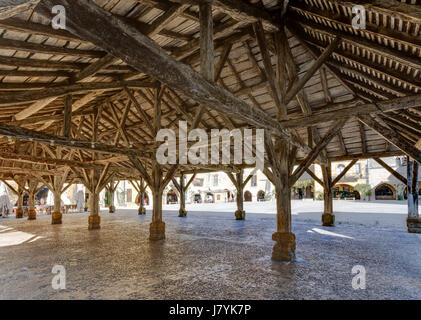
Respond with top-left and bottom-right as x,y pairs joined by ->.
179,174 -> 187,217
138,189 -> 146,215
52,191 -> 62,224
407,157 -> 420,233
27,191 -> 36,220
16,187 -> 24,219
321,162 -> 335,227
235,170 -> 245,220
27,180 -> 38,220
271,140 -> 295,262
109,189 -> 115,213
88,169 -> 100,230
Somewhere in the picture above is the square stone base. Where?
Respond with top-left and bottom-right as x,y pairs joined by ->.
109,206 -> 115,213
179,209 -> 187,217
16,208 -> 23,219
235,210 -> 246,220
51,212 -> 62,225
27,209 -> 36,220
150,221 -> 165,240
407,218 -> 421,233
272,232 -> 296,262
88,215 -> 101,230
138,207 -> 146,215
322,213 -> 335,227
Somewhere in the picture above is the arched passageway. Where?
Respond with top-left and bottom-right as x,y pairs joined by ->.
375,184 -> 396,200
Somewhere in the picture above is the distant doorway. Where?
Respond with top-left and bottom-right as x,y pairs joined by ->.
244,191 -> 252,202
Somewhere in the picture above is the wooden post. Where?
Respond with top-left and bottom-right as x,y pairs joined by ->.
407,157 -> 420,233
179,173 -> 187,217
16,187 -> 24,218
51,191 -> 62,224
271,139 -> 295,262
106,181 -> 118,213
88,168 -> 100,230
321,162 -> 335,227
27,179 -> 38,220
138,178 -> 146,215
235,170 -> 245,220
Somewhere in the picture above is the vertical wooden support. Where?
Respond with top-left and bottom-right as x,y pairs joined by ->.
63,94 -> 72,138
407,157 -> 420,233
150,165 -> 165,240
16,186 -> 24,218
271,139 -> 295,262
52,191 -> 63,224
235,169 -> 245,220
179,173 -> 187,217
88,168 -> 101,230
321,161 -> 335,227
27,179 -> 38,220
105,181 -> 119,213
138,178 -> 146,215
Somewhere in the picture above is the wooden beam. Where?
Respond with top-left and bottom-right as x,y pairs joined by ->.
374,157 -> 407,184
281,95 -> 421,128
290,119 -> 348,185
63,95 -> 72,138
5,80 -> 156,113
358,115 -> 421,163
331,159 -> 358,186
35,0 -> 307,151
0,0 -> 38,20
284,37 -> 340,104
0,123 -> 152,159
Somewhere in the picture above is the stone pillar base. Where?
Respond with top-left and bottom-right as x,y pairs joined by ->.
109,206 -> 115,213
272,232 -> 296,262
27,209 -> 36,220
179,209 -> 187,217
51,212 -> 62,225
84,207 -> 88,212
149,221 -> 165,240
407,218 -> 421,233
88,215 -> 101,230
235,210 -> 246,220
16,208 -> 23,219
322,213 -> 335,227
138,207 -> 146,215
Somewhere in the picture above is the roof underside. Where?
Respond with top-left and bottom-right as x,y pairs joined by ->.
0,0 -> 420,183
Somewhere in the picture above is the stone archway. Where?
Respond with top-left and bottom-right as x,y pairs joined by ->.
375,183 -> 396,200
166,189 -> 178,204
244,191 -> 252,202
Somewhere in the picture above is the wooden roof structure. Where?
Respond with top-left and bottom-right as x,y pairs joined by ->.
0,0 -> 420,187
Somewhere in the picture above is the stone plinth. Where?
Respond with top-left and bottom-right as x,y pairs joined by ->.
149,221 -> 165,240
235,210 -> 246,220
407,218 -> 421,234
322,213 -> 335,227
16,208 -> 23,219
88,215 -> 101,230
109,206 -> 115,213
138,207 -> 146,215
179,209 -> 187,217
51,212 -> 62,225
272,232 -> 296,262
27,209 -> 36,220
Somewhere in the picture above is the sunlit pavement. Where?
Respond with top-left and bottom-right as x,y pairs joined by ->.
0,200 -> 420,299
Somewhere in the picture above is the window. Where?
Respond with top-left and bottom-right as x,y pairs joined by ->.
213,175 -> 218,187
193,178 -> 204,187
354,163 -> 361,174
217,195 -> 221,201
251,175 -> 257,187
265,180 -> 271,193
337,164 -> 345,174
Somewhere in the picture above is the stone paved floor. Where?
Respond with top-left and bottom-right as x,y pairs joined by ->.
1,202 -> 421,299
